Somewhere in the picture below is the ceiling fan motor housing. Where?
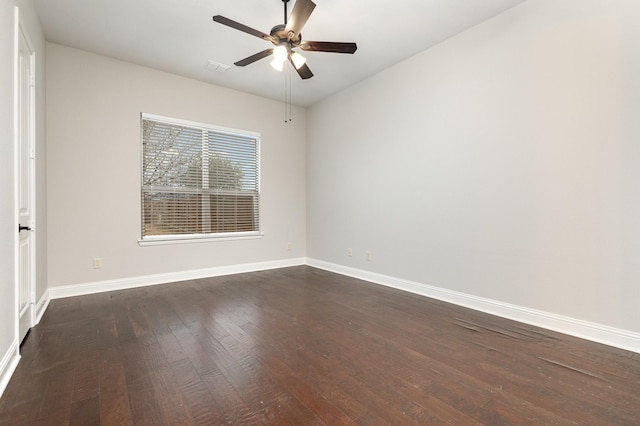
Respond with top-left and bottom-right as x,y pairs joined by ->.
270,24 -> 301,47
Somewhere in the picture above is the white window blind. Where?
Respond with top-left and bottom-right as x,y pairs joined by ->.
141,113 -> 260,242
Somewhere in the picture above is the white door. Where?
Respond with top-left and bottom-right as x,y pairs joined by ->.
17,24 -> 35,343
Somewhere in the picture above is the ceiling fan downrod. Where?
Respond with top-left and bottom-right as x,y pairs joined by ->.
283,0 -> 290,26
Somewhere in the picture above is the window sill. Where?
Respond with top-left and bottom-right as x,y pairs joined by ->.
138,232 -> 264,246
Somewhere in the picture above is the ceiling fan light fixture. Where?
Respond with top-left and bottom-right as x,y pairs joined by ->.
290,51 -> 306,69
270,57 -> 285,71
270,44 -> 288,71
273,44 -> 288,62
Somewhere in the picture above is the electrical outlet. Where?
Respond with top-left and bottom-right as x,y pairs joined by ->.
366,251 -> 372,261
347,248 -> 353,257
93,258 -> 103,269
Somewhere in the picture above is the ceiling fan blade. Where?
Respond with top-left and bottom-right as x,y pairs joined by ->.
284,0 -> 316,40
289,57 -> 313,79
212,15 -> 273,42
300,41 -> 358,54
234,49 -> 275,67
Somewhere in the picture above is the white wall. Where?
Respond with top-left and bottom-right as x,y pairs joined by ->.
0,0 -> 46,396
46,43 -> 306,287
307,0 -> 640,335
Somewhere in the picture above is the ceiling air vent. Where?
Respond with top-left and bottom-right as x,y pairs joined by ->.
206,60 -> 231,73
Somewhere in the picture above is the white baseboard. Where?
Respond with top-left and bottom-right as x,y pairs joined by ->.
48,258 -> 306,299
40,256 -> 640,354
306,258 -> 640,354
0,340 -> 20,400
35,289 -> 50,324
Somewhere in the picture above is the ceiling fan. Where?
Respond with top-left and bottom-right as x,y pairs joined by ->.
212,0 -> 357,80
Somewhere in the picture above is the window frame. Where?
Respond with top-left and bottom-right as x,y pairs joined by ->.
139,113 -> 262,246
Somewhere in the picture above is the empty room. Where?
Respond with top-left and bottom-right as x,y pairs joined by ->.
1,0 -> 639,424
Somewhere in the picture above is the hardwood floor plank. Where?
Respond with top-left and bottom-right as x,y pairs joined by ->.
69,395 -> 100,426
71,358 -> 101,403
148,360 -> 200,425
168,357 -> 224,424
124,386 -> 166,425
98,358 -> 133,425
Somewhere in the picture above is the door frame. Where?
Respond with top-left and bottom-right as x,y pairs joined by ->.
14,8 -> 36,344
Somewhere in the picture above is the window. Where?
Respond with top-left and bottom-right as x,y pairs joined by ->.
141,113 -> 261,243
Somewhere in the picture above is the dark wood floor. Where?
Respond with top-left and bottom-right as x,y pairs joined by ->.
1,266 -> 639,425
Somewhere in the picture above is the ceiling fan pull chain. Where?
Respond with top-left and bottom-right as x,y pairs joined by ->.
283,65 -> 292,123
289,68 -> 293,122
284,66 -> 289,122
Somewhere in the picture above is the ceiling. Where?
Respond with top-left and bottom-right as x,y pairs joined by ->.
35,0 -> 527,107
